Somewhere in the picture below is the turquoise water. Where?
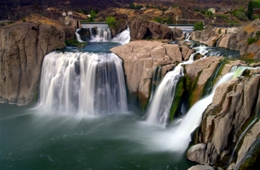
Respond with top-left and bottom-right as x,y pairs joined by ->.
0,104 -> 193,170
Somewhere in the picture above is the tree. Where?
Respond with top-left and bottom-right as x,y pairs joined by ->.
248,0 -> 253,20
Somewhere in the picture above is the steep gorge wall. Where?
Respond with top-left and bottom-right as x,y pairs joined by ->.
0,22 -> 67,105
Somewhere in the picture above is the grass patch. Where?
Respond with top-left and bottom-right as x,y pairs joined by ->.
65,39 -> 88,47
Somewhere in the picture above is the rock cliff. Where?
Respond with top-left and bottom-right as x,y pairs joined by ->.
187,66 -> 260,169
129,18 -> 183,41
191,19 -> 260,60
111,40 -> 193,107
0,17 -> 74,105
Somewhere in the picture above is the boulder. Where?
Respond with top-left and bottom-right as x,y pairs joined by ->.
186,143 -> 219,165
188,165 -> 215,170
111,40 -> 183,106
181,45 -> 196,61
129,18 -> 173,40
190,28 -> 219,46
0,22 -> 66,105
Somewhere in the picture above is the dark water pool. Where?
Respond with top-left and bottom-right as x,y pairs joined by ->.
0,104 -> 193,170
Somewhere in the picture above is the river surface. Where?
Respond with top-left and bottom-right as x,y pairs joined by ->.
0,104 -> 193,170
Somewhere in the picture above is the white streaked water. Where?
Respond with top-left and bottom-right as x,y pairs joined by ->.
146,65 -> 184,127
145,45 -> 209,126
112,27 -> 131,45
164,71 -> 235,153
38,52 -> 128,116
77,27 -> 130,45
145,57 -> 194,127
75,29 -> 84,42
90,27 -> 112,42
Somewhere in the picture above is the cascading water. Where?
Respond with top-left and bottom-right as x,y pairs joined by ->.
112,27 -> 131,45
165,70 -> 236,153
90,27 -> 112,42
145,45 -> 209,126
38,52 -> 128,115
146,58 -> 194,126
78,27 -> 130,45
75,29 -> 84,42
146,65 -> 184,127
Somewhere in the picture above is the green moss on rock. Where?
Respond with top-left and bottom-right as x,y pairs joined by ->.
169,77 -> 185,120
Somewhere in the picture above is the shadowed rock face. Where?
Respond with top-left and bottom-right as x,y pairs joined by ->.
129,18 -> 174,41
0,22 -> 66,105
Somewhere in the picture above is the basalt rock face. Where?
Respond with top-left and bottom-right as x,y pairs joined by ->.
111,40 -> 190,107
187,67 -> 260,169
129,18 -> 181,41
0,22 -> 66,105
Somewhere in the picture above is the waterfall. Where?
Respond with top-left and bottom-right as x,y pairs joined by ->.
184,31 -> 192,40
146,65 -> 184,126
90,28 -> 112,42
75,29 -> 84,42
112,27 -> 131,44
167,71 -> 235,153
38,52 -> 128,115
77,27 -> 130,44
145,47 -> 199,127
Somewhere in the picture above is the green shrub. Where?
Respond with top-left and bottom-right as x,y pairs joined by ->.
193,22 -> 204,31
65,39 -> 87,47
247,37 -> 257,44
233,10 -> 248,21
106,16 -> 116,28
256,30 -> 260,36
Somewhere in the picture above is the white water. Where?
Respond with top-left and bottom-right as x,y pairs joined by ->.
139,71 -> 236,154
38,52 -> 128,115
90,27 -> 112,42
112,27 -> 131,45
145,45 -> 209,126
75,29 -> 84,42
146,65 -> 184,127
167,72 -> 235,152
146,58 -> 194,126
77,27 -> 130,44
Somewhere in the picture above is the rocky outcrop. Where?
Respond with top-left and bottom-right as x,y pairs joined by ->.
129,18 -> 181,41
193,19 -> 260,60
0,21 -> 68,105
185,56 -> 223,105
187,66 -> 260,169
111,40 -> 186,107
188,165 -> 216,170
190,27 -> 220,46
